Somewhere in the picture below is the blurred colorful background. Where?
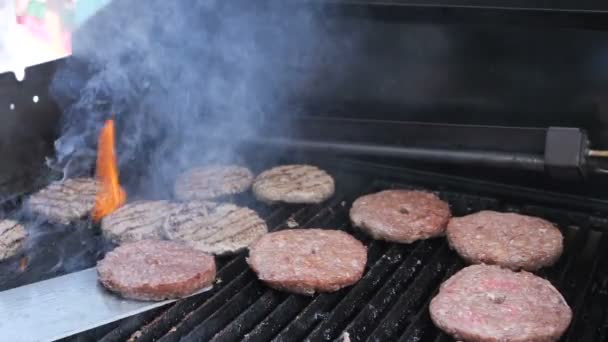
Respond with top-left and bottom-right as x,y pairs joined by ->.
1,0 -> 110,77
15,0 -> 111,55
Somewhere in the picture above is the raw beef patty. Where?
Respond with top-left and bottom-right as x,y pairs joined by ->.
430,264 -> 572,342
101,200 -> 179,244
350,190 -> 451,243
447,211 -> 563,270
163,201 -> 267,255
28,178 -> 99,223
174,165 -> 254,201
252,165 -> 335,204
97,240 -> 216,301
0,219 -> 27,261
247,229 -> 367,295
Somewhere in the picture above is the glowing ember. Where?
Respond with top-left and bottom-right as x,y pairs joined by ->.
92,119 -> 126,221
18,256 -> 28,272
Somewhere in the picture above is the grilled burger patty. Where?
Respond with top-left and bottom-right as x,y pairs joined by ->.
447,211 -> 563,271
247,229 -> 367,295
163,201 -> 267,255
28,178 -> 99,223
430,264 -> 572,342
174,165 -> 254,201
101,200 -> 179,244
0,219 -> 27,261
252,165 -> 335,204
97,240 -> 216,301
350,190 -> 451,243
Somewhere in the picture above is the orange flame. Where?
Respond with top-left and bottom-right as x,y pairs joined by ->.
18,256 -> 28,272
92,119 -> 126,221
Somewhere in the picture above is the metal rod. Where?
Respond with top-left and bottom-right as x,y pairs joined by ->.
588,150 -> 608,158
251,138 -> 546,172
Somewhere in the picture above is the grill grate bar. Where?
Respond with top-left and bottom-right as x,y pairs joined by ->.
210,290 -> 288,342
591,231 -> 608,342
563,230 -> 605,342
341,240 -> 446,341
568,232 -> 608,342
123,256 -> 251,342
396,262 -> 463,342
271,292 -> 344,341
98,308 -> 166,342
365,243 -> 458,342
182,280 -> 266,341
541,226 -> 582,282
555,228 -> 592,303
271,240 -> 393,341
157,270 -> 256,342
305,244 -> 420,341
241,295 -> 311,341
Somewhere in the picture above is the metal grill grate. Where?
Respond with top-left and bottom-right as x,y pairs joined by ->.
61,163 -> 608,342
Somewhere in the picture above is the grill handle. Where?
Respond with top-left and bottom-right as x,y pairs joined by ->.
251,127 -> 607,180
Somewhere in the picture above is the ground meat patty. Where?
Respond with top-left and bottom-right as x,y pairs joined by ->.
446,211 -> 563,271
349,190 -> 451,243
174,165 -> 254,201
97,240 -> 216,301
430,264 -> 572,342
247,229 -> 367,295
163,201 -> 267,255
101,201 -> 179,244
28,178 -> 99,223
252,165 -> 335,204
0,219 -> 27,261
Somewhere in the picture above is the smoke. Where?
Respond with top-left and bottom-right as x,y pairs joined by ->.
49,0 -> 329,198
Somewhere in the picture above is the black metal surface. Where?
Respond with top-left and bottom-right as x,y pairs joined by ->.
321,1 -> 608,31
315,0 -> 608,12
61,160 -> 608,342
544,127 -> 590,180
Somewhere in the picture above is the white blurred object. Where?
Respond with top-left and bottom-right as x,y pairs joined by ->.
0,1 -> 69,80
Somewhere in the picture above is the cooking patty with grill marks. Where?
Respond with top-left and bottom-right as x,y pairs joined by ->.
174,165 -> 254,201
27,178 -> 99,224
252,165 -> 335,204
162,201 -> 267,255
0,219 -> 27,261
101,200 -> 180,244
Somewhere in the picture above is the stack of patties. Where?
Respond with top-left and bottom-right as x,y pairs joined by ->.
96,165 -> 264,301
101,165 -> 267,255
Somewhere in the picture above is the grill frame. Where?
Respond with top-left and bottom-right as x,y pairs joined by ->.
54,157 -> 608,342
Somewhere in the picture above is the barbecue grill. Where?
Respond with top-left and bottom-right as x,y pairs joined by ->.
2,0 -> 608,341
